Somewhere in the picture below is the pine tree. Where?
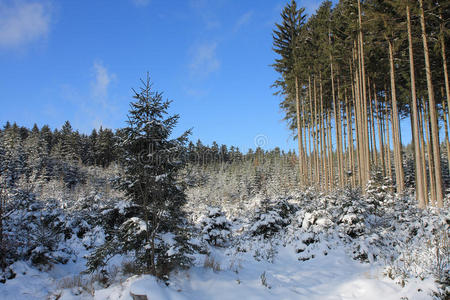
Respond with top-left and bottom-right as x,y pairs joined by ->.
272,0 -> 307,186
118,74 -> 191,275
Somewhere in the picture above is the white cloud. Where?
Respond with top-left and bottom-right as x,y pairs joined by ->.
58,62 -> 119,132
0,0 -> 51,49
234,11 -> 253,32
131,0 -> 150,7
184,87 -> 209,99
189,0 -> 220,29
91,61 -> 116,103
189,41 -> 220,78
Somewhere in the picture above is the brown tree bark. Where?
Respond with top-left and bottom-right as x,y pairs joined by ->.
319,73 -> 328,190
368,78 -> 377,167
406,5 -> 426,207
357,0 -> 370,188
418,101 -> 429,205
374,84 -> 385,176
442,90 -> 450,175
424,103 -> 437,206
384,97 -> 392,180
419,0 -> 444,207
387,38 -> 405,194
295,76 -> 305,187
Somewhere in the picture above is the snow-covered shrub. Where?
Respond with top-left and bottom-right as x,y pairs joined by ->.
365,171 -> 394,214
200,207 -> 232,247
2,187 -> 74,271
249,198 -> 295,239
385,209 -> 449,284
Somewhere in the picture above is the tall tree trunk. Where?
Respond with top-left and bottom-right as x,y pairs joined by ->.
354,42 -> 363,187
313,75 -> 320,187
419,0 -> 444,207
418,101 -> 429,205
385,98 -> 392,180
349,60 -> 358,187
301,86 -> 308,182
346,89 -> 355,187
407,5 -> 426,207
327,110 -> 334,189
308,75 -> 313,185
442,90 -> 450,175
330,31 -> 344,188
424,103 -> 437,206
295,76 -> 305,186
319,73 -> 328,190
374,84 -> 385,176
337,75 -> 345,187
368,78 -> 377,167
387,38 -> 405,194
358,0 -> 370,188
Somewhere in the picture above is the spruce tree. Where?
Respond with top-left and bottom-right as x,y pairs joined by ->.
118,74 -> 191,275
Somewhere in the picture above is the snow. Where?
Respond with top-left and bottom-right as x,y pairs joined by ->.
1,164 -> 446,300
0,236 -> 440,300
126,217 -> 147,234
45,246 -> 435,300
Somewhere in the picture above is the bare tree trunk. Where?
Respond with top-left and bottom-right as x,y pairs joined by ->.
301,86 -> 308,183
330,31 -> 344,188
385,99 -> 392,181
354,42 -> 364,187
407,5 -> 426,207
313,75 -> 320,187
368,79 -> 377,167
319,73 -> 328,190
419,0 -> 444,207
327,110 -> 334,189
295,76 -> 305,186
443,90 -> 450,175
349,61 -> 357,188
424,103 -> 437,206
346,89 -> 355,187
308,75 -> 314,185
336,76 -> 345,187
357,0 -> 370,188
387,38 -> 405,193
418,101 -> 429,205
374,84 -> 385,176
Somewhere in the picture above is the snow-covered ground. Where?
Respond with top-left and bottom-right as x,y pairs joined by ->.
1,175 -> 447,299
0,244 -> 438,300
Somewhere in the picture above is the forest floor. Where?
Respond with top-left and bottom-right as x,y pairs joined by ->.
0,242 -> 438,300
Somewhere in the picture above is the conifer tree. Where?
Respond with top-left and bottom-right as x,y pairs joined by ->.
118,74 -> 191,274
272,0 -> 307,186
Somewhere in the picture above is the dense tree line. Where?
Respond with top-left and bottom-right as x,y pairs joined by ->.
272,0 -> 449,208
0,121 -> 299,189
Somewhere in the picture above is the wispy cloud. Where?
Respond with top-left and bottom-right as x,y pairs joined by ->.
0,0 -> 52,49
233,11 -> 253,32
130,0 -> 150,7
189,0 -> 220,29
189,41 -> 220,78
58,62 -> 120,132
91,61 -> 116,104
184,86 -> 209,99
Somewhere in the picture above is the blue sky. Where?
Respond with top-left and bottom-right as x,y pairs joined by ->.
1,0 -> 414,153
0,0 -> 332,152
